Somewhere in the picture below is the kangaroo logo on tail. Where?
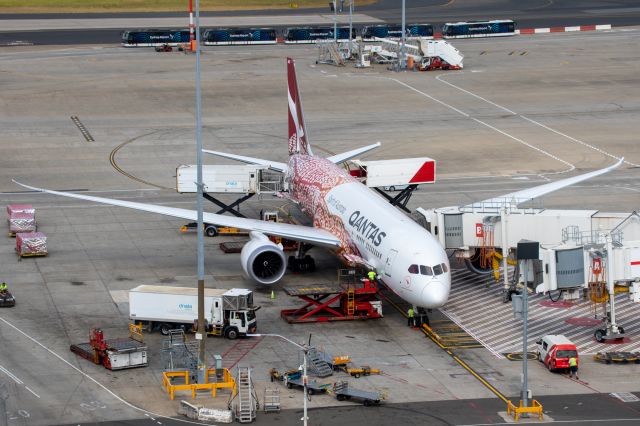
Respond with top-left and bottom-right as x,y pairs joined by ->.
287,57 -> 312,156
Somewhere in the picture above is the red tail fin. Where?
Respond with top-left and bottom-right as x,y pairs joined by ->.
287,57 -> 312,156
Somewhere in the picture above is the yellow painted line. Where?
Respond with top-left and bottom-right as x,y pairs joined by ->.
109,133 -> 173,190
380,286 -> 511,403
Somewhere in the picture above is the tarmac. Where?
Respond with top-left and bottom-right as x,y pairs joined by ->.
0,26 -> 639,426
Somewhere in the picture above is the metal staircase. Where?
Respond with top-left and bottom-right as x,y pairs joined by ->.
306,347 -> 334,378
235,366 -> 256,423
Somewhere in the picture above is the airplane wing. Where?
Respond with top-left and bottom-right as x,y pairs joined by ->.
325,142 -> 381,164
474,158 -> 624,207
13,180 -> 341,248
202,150 -> 288,173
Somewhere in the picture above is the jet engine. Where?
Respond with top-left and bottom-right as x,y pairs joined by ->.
240,232 -> 287,285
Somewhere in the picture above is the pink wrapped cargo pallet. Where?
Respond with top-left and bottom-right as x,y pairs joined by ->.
7,204 -> 35,216
16,232 -> 48,257
8,212 -> 36,236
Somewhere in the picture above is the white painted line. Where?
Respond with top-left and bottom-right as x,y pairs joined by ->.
25,386 -> 41,398
566,26 -> 581,32
0,316 -> 207,425
0,364 -> 24,384
470,117 -> 576,173
436,75 -> 633,168
435,74 -> 517,115
385,77 -> 470,117
596,24 -> 612,30
520,115 -> 637,167
535,28 -> 551,33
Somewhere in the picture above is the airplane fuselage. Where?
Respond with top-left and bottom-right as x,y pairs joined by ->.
286,154 -> 451,308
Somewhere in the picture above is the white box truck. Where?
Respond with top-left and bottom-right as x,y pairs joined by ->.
129,285 -> 257,339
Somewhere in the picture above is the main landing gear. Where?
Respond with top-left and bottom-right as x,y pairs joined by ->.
288,243 -> 316,273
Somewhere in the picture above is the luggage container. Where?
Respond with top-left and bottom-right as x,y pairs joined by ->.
8,212 -> 36,236
15,232 -> 47,257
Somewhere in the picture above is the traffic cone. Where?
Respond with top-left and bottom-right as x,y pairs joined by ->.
271,290 -> 276,300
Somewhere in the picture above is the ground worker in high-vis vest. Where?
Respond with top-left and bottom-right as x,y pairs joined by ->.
569,356 -> 578,379
367,270 -> 377,282
407,307 -> 415,327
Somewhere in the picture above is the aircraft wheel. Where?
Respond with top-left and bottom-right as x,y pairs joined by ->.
618,326 -> 625,334
595,329 -> 605,343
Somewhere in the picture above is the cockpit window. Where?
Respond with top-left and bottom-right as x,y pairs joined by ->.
420,265 -> 433,276
408,264 -> 419,274
433,264 -> 443,275
442,263 -> 448,273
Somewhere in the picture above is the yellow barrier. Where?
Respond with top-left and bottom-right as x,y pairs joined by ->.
507,399 -> 543,422
162,368 -> 236,400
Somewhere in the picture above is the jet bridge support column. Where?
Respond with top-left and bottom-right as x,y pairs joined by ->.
501,207 -> 509,296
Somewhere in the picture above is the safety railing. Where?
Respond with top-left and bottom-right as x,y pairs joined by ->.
162,368 -> 236,400
506,399 -> 543,422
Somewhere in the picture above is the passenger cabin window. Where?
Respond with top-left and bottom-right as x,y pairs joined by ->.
420,265 -> 433,276
408,264 -> 419,274
433,264 -> 443,275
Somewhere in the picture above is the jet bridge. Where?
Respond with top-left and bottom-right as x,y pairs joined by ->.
416,206 -> 640,343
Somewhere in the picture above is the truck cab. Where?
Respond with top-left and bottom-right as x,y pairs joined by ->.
223,309 -> 257,339
536,334 -> 578,372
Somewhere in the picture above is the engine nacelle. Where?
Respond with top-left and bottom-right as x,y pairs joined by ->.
241,232 -> 287,285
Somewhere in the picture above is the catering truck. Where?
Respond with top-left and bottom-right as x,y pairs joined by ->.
129,285 -> 257,339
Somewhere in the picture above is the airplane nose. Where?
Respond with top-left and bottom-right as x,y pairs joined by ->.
420,277 -> 450,309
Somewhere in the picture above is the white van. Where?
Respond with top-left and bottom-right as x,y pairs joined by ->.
536,334 -> 578,372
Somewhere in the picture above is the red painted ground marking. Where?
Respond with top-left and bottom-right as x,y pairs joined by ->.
565,317 -> 602,327
539,300 -> 575,308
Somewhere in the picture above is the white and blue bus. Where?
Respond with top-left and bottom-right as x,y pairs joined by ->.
362,24 -> 433,41
121,29 -> 191,47
442,20 -> 516,38
202,28 -> 277,45
284,26 -> 354,44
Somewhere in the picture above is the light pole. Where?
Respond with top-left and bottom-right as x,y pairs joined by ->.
247,334 -> 308,425
194,0 -> 206,384
333,0 -> 338,42
348,0 -> 353,57
400,0 -> 406,69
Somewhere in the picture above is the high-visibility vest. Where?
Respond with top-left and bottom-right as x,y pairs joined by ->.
569,357 -> 577,367
368,271 -> 376,281
408,308 -> 414,318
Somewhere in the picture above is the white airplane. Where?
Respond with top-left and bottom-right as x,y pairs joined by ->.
14,58 -> 623,313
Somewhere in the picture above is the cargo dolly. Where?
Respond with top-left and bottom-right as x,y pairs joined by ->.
328,381 -> 382,406
180,222 -> 248,238
70,326 -> 148,370
594,351 -> 640,364
269,369 -> 329,395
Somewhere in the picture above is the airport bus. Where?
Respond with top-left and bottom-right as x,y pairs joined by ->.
202,28 -> 277,45
362,24 -> 433,40
441,20 -> 516,38
121,29 -> 191,47
284,26 -> 354,44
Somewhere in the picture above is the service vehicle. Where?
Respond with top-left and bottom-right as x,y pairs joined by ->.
0,290 -> 15,307
129,285 -> 257,339
536,334 -> 578,372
